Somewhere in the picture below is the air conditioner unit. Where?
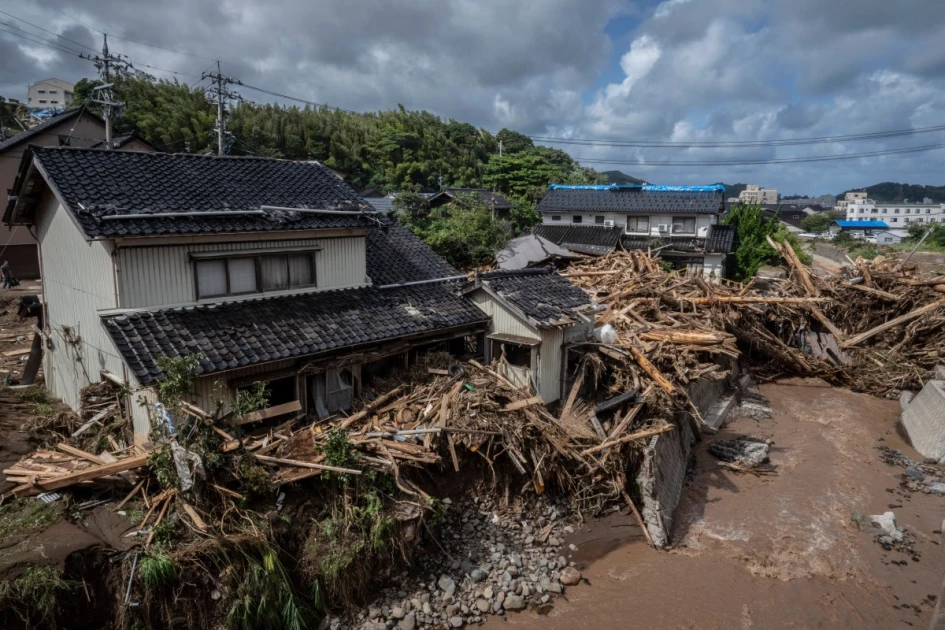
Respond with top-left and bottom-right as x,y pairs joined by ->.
603,220 -> 615,227
658,224 -> 669,232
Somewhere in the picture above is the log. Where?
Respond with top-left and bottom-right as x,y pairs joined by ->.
809,306 -> 846,341
180,501 -> 208,532
580,424 -> 675,455
628,346 -> 674,394
57,443 -> 107,466
640,330 -> 733,346
607,385 -> 653,439
253,453 -> 361,475
233,400 -> 302,425
783,238 -> 819,297
847,283 -> 901,301
13,453 -> 150,497
337,385 -> 405,430
841,300 -> 945,348
114,480 -> 145,511
933,284 -> 945,294
681,296 -> 832,305
2,348 -> 31,357
501,396 -> 542,412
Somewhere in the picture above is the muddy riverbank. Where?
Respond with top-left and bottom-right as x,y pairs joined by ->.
489,379 -> 945,629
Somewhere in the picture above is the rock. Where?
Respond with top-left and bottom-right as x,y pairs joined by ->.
521,584 -> 531,597
483,585 -> 494,599
438,575 -> 457,597
449,616 -> 464,627
503,595 -> 526,611
470,569 -> 488,583
398,614 -> 416,630
568,544 -> 578,551
709,438 -> 770,468
929,483 -> 945,495
852,511 -> 904,542
369,608 -> 382,619
905,465 -> 925,480
476,599 -> 490,613
559,567 -> 582,586
392,606 -> 405,619
524,535 -> 535,545
366,623 -> 387,630
422,602 -> 432,616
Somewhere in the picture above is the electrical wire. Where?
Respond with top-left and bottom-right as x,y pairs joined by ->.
239,83 -> 364,115
531,123 -> 945,149
0,9 -> 98,52
572,142 -> 945,167
0,24 -> 83,55
32,0 -> 218,62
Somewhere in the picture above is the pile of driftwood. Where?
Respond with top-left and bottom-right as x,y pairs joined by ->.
562,241 -> 945,397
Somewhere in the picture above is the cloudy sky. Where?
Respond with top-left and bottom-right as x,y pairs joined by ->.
2,0 -> 945,195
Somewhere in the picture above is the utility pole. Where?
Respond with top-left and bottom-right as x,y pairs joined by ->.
202,61 -> 241,156
80,35 -> 130,147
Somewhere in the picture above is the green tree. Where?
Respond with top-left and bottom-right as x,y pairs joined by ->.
799,210 -> 844,233
723,204 -> 810,281
392,191 -> 432,232
495,128 -> 534,154
422,193 -> 511,268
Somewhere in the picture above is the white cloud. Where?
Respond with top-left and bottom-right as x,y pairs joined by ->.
654,0 -> 694,19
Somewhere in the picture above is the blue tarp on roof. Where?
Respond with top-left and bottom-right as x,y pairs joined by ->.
548,183 -> 725,192
834,220 -> 889,229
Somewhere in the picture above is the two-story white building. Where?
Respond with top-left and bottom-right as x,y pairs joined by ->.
4,147 -> 498,439
841,191 -> 945,227
533,184 -> 733,278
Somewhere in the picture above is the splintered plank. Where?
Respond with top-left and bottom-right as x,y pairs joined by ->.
13,453 -> 150,497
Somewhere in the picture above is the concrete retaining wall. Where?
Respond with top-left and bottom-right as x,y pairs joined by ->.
812,242 -> 850,265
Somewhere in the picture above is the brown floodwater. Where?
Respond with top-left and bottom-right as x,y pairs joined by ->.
486,379 -> 945,630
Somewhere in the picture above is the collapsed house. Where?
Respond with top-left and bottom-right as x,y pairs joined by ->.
5,147 -> 597,439
533,183 -> 735,277
462,267 -> 595,402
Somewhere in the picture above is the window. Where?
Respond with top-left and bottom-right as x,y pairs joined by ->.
672,216 -> 696,234
49,90 -> 57,94
884,237 -> 892,242
870,209 -> 877,213
195,251 -> 315,299
57,135 -> 71,147
882,209 -> 887,213
793,214 -> 800,219
905,218 -> 911,223
895,209 -> 900,213
572,215 -> 583,224
551,215 -> 561,222
891,218 -> 898,223
916,218 -> 923,223
49,100 -> 58,105
37,90 -> 45,94
905,209 -> 911,214
595,215 -> 605,224
38,100 -> 46,104
927,209 -> 932,214
626,216 -> 649,233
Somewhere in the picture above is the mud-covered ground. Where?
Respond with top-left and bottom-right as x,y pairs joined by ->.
489,379 -> 945,629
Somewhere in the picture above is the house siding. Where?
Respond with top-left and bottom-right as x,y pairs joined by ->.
34,190 -> 124,410
542,213 -> 715,237
535,327 -> 564,403
116,236 -> 367,308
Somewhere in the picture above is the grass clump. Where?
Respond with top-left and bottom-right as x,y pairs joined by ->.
140,551 -> 178,589
16,386 -> 56,406
0,499 -> 61,540
318,429 -> 359,482
0,565 -> 78,626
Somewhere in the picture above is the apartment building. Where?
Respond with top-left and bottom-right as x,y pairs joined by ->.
27,78 -> 74,109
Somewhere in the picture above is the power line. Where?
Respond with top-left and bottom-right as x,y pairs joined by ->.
202,61 -> 241,155
573,142 -> 945,167
239,83 -> 364,115
32,0 -> 218,62
0,9 -> 98,52
0,24 -> 83,55
531,123 -> 945,149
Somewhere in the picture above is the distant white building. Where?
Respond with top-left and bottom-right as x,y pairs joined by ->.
736,184 -> 778,205
27,78 -> 74,110
840,191 -> 945,227
872,229 -> 909,244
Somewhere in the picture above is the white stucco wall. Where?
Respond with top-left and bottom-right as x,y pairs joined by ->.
542,213 -> 716,237
33,190 -> 126,410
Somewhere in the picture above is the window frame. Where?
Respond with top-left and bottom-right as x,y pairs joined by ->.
192,249 -> 319,300
625,215 -> 649,234
594,215 -> 605,224
671,216 -> 696,235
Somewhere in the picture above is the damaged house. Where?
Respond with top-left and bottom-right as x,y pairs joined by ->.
3,147 -> 500,439
533,184 -> 734,277
463,267 -> 595,403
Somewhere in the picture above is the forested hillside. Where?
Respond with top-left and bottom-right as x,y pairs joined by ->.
838,182 -> 945,203
72,76 -> 600,199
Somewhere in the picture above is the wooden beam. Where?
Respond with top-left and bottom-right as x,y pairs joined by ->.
841,300 -> 945,348
681,296 -> 832,305
501,396 -> 542,412
2,348 -> 31,357
233,400 -> 302,425
847,283 -> 900,301
581,424 -> 675,455
13,453 -> 150,497
628,346 -> 674,395
180,501 -> 208,532
254,453 -> 361,475
56,443 -> 107,466
337,385 -> 405,430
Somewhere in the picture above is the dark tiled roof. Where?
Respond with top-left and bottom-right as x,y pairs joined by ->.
365,197 -> 395,213
475,266 -> 593,328
28,147 -> 375,238
0,109 -> 102,153
538,187 -> 723,215
88,130 -> 156,151
366,221 -> 461,285
103,284 -> 489,385
621,235 -> 708,253
531,224 -> 622,255
705,224 -> 735,253
429,188 -> 513,209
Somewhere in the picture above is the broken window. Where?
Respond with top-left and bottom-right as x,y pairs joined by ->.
309,366 -> 359,419
672,216 -> 696,234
